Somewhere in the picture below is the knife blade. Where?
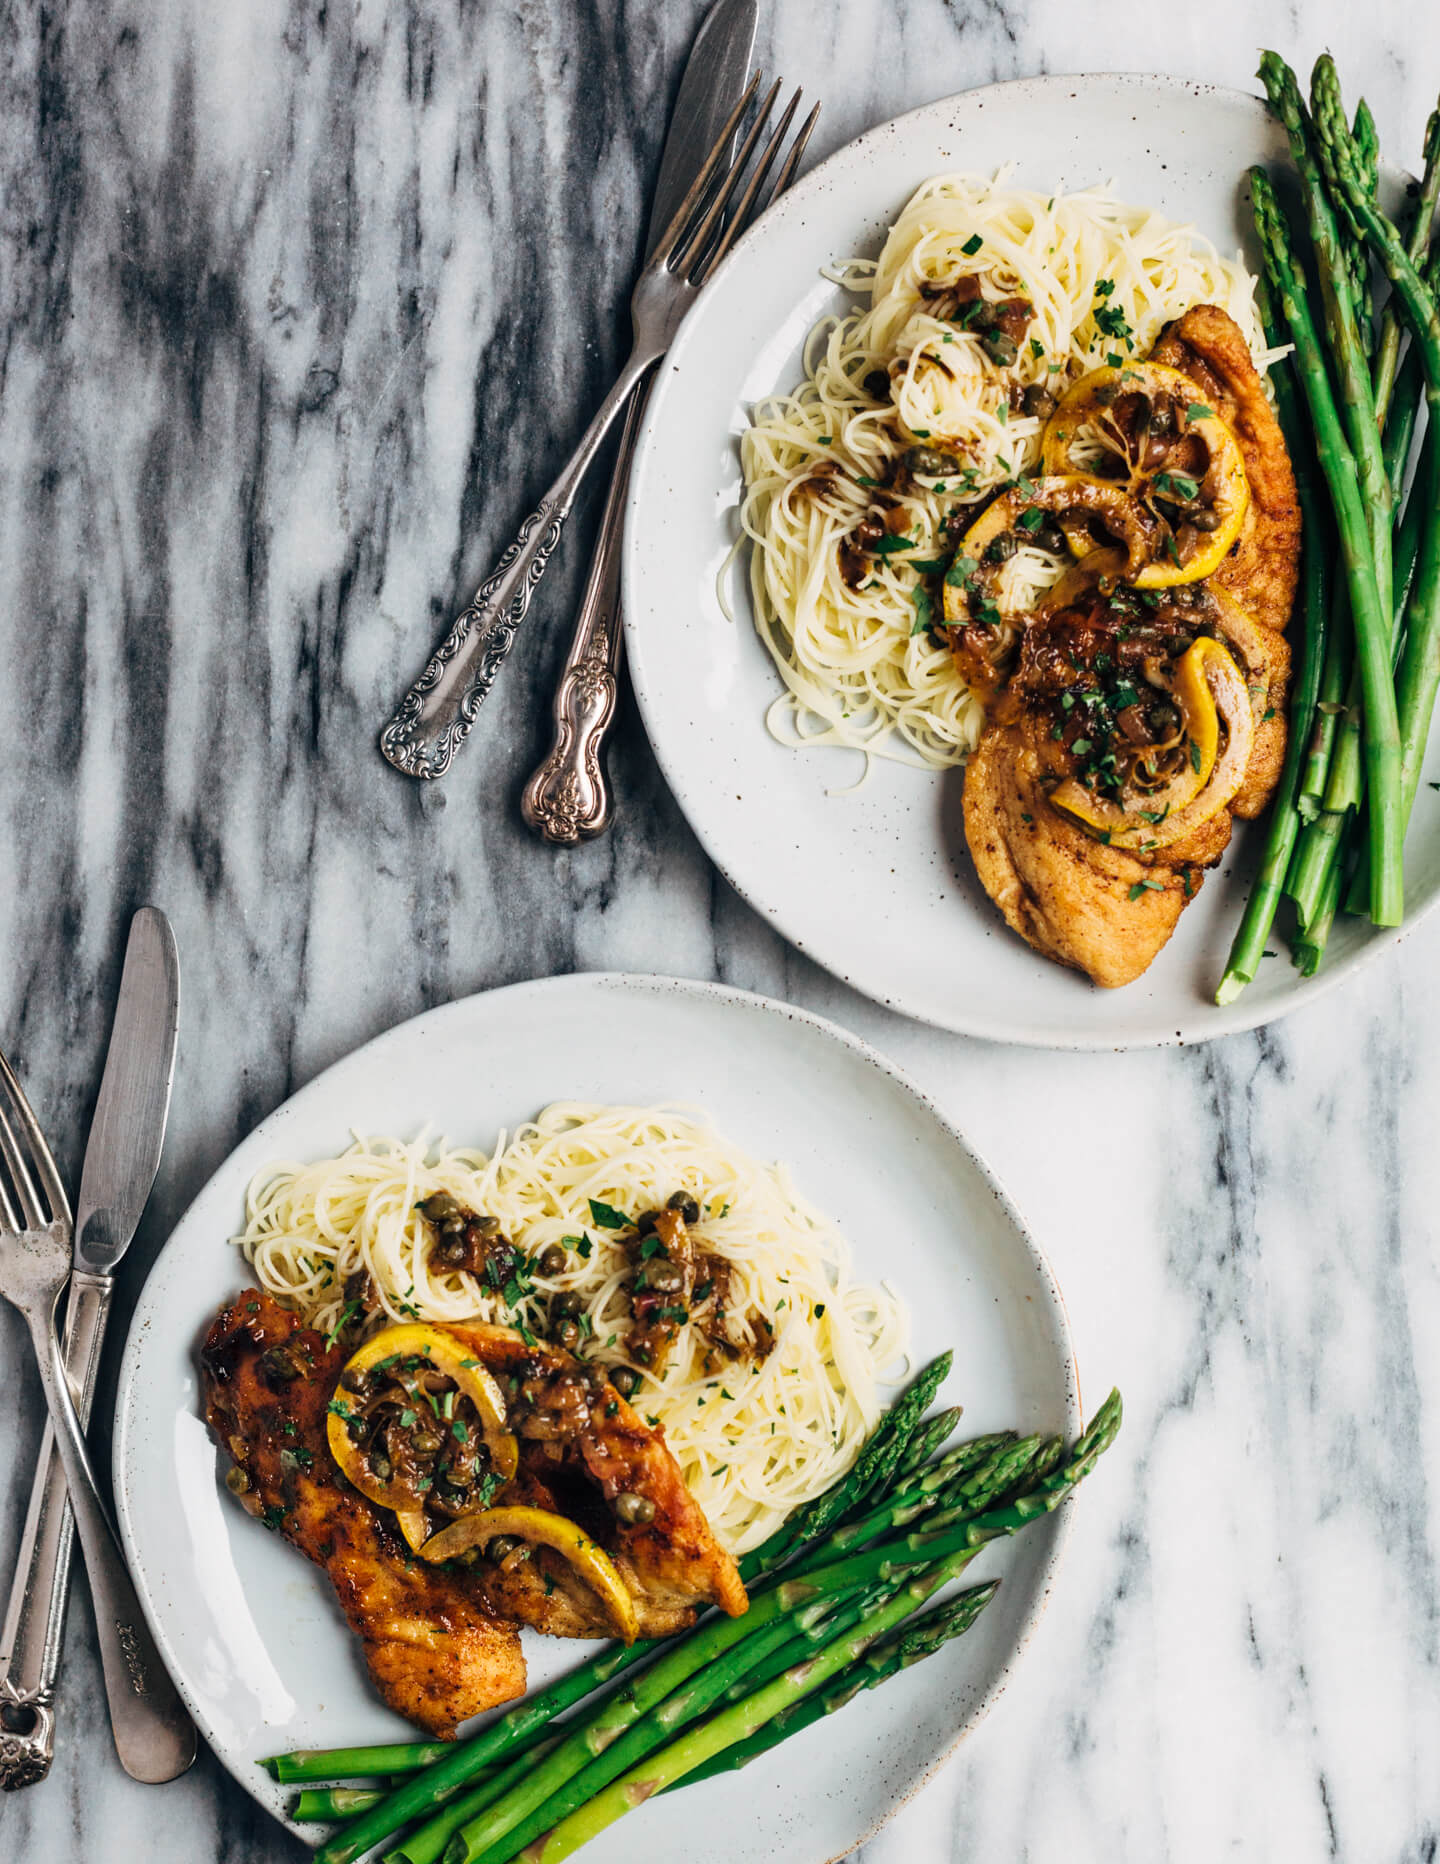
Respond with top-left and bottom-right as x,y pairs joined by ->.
73,907 -> 180,1272
646,0 -> 758,255
0,905 -> 182,1788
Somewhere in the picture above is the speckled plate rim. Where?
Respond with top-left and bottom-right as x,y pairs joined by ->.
111,970 -> 1081,1854
623,71 -> 1440,1051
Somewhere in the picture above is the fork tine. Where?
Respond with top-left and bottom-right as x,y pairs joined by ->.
697,89 -> 807,279
649,69 -> 763,271
673,78 -> 783,279
762,98 -> 820,207
0,1143 -> 21,1231
0,1048 -> 70,1228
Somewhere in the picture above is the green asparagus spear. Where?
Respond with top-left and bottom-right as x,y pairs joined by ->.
1311,86 -> 1440,841
294,1786 -> 388,1822
1263,55 -> 1391,619
264,1743 -> 455,1786
1217,268 -> 1330,998
888,1405 -> 965,1483
739,1351 -> 953,1581
383,1738 -> 565,1864
1247,162 -> 1404,925
1373,107 -> 1440,426
676,1582 -> 1001,1788
1310,59 -> 1375,354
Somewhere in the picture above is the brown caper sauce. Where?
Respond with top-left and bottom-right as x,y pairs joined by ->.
339,1353 -> 504,1526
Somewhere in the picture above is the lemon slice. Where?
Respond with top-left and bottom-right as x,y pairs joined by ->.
1041,362 -> 1250,586
419,1505 -> 641,1644
1049,636 -> 1255,850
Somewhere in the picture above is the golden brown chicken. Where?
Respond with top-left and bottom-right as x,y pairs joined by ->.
202,1292 -> 749,1732
200,1292 -> 526,1739
956,304 -> 1299,987
440,1321 -> 748,1640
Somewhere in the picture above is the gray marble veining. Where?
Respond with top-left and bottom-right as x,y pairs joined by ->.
3,2 -> 1440,1859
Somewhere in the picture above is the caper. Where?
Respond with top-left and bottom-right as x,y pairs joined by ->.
632,1344 -> 653,1366
1021,385 -> 1057,420
473,1214 -> 501,1234
904,444 -> 963,479
259,1343 -> 301,1384
981,330 -> 1018,367
453,1547 -> 480,1567
411,1430 -> 443,1454
984,532 -> 1018,564
636,1209 -> 660,1235
614,1492 -> 657,1527
863,368 -> 890,401
371,1453 -> 392,1483
610,1366 -> 639,1397
553,1292 -> 583,1320
555,1319 -> 582,1352
666,1191 -> 701,1223
418,1191 -> 459,1222
340,1366 -> 373,1395
225,1465 -> 251,1496
1034,523 -> 1068,556
645,1261 -> 684,1293
1188,507 -> 1222,532
436,1239 -> 468,1267
537,1243 -> 568,1277
488,1535 -> 520,1562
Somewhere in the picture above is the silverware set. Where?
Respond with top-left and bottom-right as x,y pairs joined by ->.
0,910 -> 195,1788
380,25 -> 818,840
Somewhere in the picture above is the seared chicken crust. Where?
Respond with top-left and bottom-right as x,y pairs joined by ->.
200,1292 -> 525,1739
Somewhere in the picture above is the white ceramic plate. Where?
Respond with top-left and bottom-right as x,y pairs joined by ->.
624,74 -> 1436,1048
113,973 -> 1080,1858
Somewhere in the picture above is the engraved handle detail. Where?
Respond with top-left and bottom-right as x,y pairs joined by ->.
521,386 -> 648,844
379,501 -> 567,780
0,1273 -> 112,1789
521,630 -> 620,844
380,348 -> 657,780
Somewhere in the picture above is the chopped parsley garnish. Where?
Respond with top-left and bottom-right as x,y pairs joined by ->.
1017,506 -> 1044,533
911,587 -> 934,636
1094,278 -> 1116,298
944,554 -> 978,588
1154,472 -> 1201,502
1185,402 -> 1215,421
640,1234 -> 670,1260
961,233 -> 983,256
1030,337 -> 1044,360
399,1408 -> 417,1428
872,532 -> 917,556
324,1301 -> 360,1348
588,1198 -> 629,1230
1128,879 -> 1165,900
452,1418 -> 470,1443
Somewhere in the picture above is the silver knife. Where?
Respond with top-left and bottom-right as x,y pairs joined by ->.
0,906 -> 182,1788
521,0 -> 759,842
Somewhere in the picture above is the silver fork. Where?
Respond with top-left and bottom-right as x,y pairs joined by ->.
521,103 -> 818,844
0,1051 -> 196,1783
379,73 -> 812,781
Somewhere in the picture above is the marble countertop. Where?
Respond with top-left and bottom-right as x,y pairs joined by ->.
3,2 -> 1439,1859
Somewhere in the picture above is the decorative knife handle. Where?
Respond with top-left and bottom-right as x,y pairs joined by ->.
0,1272 -> 111,1789
520,387 -> 649,843
379,347 -> 657,782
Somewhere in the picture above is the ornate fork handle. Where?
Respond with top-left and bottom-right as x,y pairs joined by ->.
380,348 -> 658,781
520,387 -> 648,842
0,1272 -> 112,1789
